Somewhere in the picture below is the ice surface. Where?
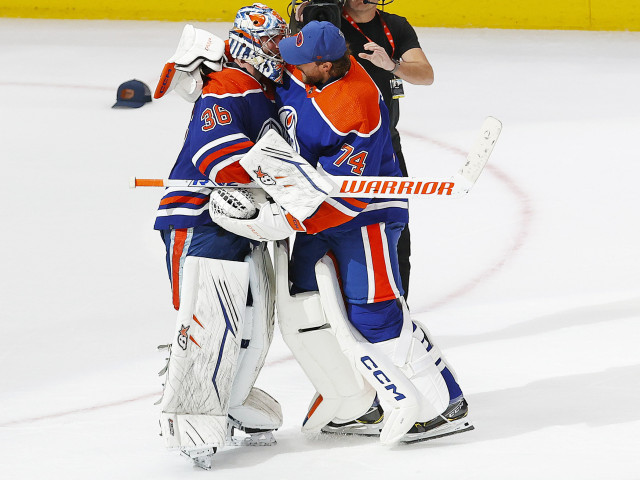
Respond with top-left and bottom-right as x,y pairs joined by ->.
1,18 -> 639,479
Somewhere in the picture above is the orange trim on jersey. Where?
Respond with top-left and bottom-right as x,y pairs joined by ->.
171,229 -> 188,310
214,162 -> 252,183
199,140 -> 254,174
366,224 -> 396,302
343,197 -> 369,209
160,195 -> 208,206
203,67 -> 264,97
303,202 -> 353,234
305,57 -> 382,135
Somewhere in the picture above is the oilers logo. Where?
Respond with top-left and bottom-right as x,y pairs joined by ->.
254,166 -> 276,185
278,106 -> 300,153
177,324 -> 190,350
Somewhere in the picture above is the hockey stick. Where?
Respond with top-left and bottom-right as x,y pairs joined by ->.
130,116 -> 502,199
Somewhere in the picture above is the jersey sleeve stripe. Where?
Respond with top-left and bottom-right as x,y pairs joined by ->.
363,200 -> 408,212
343,197 -> 370,209
325,197 -> 362,216
198,140 -> 254,176
207,154 -> 245,180
192,133 -> 249,167
156,205 -> 209,217
159,195 -> 208,207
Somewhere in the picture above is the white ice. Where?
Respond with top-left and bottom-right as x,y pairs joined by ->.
1,18 -> 639,479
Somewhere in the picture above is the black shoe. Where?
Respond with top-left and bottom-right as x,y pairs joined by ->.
321,403 -> 384,436
401,397 -> 474,444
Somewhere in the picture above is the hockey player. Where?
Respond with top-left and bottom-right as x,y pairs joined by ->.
255,21 -> 472,444
157,13 -> 473,447
151,4 -> 289,469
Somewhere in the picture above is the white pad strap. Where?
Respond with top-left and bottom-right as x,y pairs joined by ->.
159,257 -> 249,449
274,241 -> 375,432
240,130 -> 333,220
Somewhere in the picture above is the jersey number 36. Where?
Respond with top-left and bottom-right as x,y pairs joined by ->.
201,105 -> 233,131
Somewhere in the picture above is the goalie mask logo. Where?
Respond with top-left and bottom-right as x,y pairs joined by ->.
254,166 -> 276,185
177,324 -> 190,350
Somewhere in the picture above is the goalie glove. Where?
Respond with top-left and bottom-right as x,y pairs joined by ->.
209,189 -> 305,242
154,24 -> 226,102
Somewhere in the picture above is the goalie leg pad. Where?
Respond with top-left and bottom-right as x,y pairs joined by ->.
315,256 -> 451,445
274,241 -> 375,433
161,413 -> 227,449
228,244 -> 283,431
159,256 -> 249,448
230,243 -> 276,407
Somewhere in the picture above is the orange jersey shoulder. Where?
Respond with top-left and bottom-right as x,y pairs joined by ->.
202,66 -> 264,97
309,57 -> 382,135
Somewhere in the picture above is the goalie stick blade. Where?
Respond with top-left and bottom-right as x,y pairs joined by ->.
456,116 -> 502,190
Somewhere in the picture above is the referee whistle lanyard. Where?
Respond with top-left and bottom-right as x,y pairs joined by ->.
342,8 -> 405,98
342,9 -> 396,58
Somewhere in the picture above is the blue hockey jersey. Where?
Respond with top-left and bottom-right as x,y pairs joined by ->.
274,57 -> 409,234
154,65 -> 278,230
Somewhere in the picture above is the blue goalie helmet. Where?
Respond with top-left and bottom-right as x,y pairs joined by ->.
229,3 -> 289,84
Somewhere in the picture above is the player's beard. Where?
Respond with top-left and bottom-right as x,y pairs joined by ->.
300,70 -> 324,86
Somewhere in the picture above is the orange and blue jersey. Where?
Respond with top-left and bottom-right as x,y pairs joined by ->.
154,65 -> 279,230
274,57 -> 409,234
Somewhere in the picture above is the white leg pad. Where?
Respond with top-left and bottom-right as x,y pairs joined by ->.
315,256 -> 450,445
274,241 -> 375,433
160,413 -> 227,449
229,244 -> 277,412
159,256 -> 249,449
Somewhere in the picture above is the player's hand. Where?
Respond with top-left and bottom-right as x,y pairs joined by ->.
359,41 -> 396,71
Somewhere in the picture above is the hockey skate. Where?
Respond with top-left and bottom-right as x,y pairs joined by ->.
180,446 -> 217,470
400,397 -> 474,444
320,401 -> 384,436
227,415 -> 278,447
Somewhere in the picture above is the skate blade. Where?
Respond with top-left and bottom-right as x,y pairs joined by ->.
321,424 -> 382,437
401,420 -> 474,444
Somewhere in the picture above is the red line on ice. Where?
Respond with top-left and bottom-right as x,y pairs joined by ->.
2,131 -> 530,426
402,130 -> 533,311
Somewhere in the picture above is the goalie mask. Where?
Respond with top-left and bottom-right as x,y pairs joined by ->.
229,3 -> 289,84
